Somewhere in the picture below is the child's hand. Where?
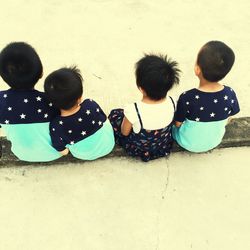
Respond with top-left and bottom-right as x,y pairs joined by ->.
60,148 -> 69,156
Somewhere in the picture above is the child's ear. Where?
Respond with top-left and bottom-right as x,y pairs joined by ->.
77,95 -> 83,105
138,87 -> 144,94
194,64 -> 201,76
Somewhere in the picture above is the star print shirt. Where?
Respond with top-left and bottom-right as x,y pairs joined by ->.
0,89 -> 62,162
172,86 -> 240,152
50,99 -> 115,160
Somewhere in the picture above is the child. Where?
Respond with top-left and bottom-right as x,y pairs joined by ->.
0,42 -> 61,162
44,66 -> 115,160
173,41 -> 240,152
108,54 -> 180,162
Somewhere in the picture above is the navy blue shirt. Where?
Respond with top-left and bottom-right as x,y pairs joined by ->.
175,86 -> 240,122
50,99 -> 107,151
0,89 -> 59,125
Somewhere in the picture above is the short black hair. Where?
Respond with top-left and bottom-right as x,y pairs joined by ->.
0,42 -> 43,89
135,54 -> 180,100
197,41 -> 235,82
44,66 -> 83,110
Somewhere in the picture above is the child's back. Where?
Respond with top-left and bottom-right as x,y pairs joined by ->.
44,67 -> 114,160
173,41 -> 240,152
109,54 -> 180,162
0,42 -> 61,161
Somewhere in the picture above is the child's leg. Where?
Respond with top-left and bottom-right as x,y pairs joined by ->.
108,109 -> 126,146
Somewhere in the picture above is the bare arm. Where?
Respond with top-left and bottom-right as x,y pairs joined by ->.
59,148 -> 69,156
121,116 -> 132,136
174,121 -> 183,127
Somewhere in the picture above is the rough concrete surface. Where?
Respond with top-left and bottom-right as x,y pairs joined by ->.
0,1 -> 250,250
0,147 -> 250,250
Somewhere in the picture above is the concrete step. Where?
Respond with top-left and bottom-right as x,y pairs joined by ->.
1,117 -> 250,167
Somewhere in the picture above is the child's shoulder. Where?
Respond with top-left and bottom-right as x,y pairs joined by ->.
0,89 -> 47,101
223,85 -> 238,95
81,98 -> 104,112
178,88 -> 198,99
82,98 -> 100,106
0,90 -> 8,100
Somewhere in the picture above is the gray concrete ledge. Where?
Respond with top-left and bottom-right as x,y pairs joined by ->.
1,117 -> 250,167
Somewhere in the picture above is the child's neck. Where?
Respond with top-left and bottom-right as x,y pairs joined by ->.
141,95 -> 166,104
198,79 -> 224,92
61,104 -> 81,117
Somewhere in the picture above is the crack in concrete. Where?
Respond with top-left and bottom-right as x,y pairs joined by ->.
155,161 -> 170,250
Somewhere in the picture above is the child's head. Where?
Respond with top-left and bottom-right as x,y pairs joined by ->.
44,66 -> 83,110
196,41 -> 235,82
135,54 -> 180,101
0,42 -> 43,89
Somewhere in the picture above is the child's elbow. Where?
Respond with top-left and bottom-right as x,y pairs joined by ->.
121,130 -> 130,136
174,121 -> 183,127
60,148 -> 69,156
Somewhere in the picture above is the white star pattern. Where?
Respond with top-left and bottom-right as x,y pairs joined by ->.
81,131 -> 86,136
59,121 -> 63,125
68,130 -> 72,134
5,120 -> 9,124
187,110 -> 190,113
224,107 -> 228,111
78,118 -> 83,122
44,114 -> 48,118
228,110 -> 232,114
23,99 -> 29,103
49,103 -> 53,107
98,121 -> 102,126
186,102 -> 189,105
224,95 -> 228,100
231,99 -> 234,103
92,120 -> 95,124
86,110 -> 91,115
195,117 -> 200,122
8,107 -> 12,111
213,99 -> 218,103
70,141 -> 74,145
37,109 -> 42,113
3,94 -> 7,98
20,114 -> 26,119
200,107 -> 204,111
210,112 -> 215,117
195,95 -> 200,99
36,96 -> 42,101
96,108 -> 100,112
52,128 -> 55,131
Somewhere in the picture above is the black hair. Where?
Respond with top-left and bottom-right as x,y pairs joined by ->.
0,42 -> 43,89
197,41 -> 235,82
44,66 -> 83,110
135,54 -> 180,100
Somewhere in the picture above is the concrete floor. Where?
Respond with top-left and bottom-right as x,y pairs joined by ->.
0,1 -> 250,249
0,147 -> 250,250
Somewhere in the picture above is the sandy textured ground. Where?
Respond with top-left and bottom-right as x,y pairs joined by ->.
0,1 -> 250,249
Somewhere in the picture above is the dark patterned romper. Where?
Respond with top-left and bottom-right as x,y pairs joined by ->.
108,97 -> 175,162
